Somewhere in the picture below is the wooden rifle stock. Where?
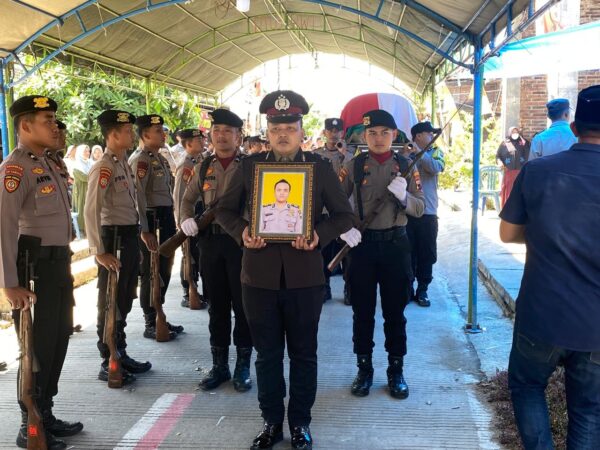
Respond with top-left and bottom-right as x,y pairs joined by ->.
183,238 -> 202,310
103,232 -> 122,388
151,216 -> 170,342
327,134 -> 442,272
158,202 -> 218,258
17,240 -> 47,450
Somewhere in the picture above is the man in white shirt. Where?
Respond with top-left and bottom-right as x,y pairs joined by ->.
529,98 -> 577,160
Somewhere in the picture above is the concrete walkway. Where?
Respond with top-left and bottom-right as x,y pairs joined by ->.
0,199 -> 518,449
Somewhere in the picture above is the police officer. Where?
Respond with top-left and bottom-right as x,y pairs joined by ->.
259,179 -> 302,233
339,109 -> 425,399
179,109 -> 253,392
314,118 -> 350,302
0,95 -> 83,449
407,121 -> 444,307
173,128 -> 207,309
129,114 -> 183,340
216,91 -> 354,450
84,110 -> 152,386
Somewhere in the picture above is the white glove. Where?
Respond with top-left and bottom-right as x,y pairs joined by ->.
387,176 -> 407,202
181,218 -> 199,236
340,227 -> 362,248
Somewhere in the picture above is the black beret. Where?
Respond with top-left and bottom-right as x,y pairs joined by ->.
546,98 -> 570,114
135,114 -> 164,129
179,128 -> 204,139
97,110 -> 136,126
324,118 -> 344,130
362,109 -> 397,130
248,135 -> 265,144
56,120 -> 67,130
259,90 -> 309,123
575,85 -> 600,125
9,95 -> 57,118
411,121 -> 441,138
209,109 -> 243,128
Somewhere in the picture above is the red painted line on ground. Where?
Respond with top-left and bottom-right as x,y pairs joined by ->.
134,393 -> 195,449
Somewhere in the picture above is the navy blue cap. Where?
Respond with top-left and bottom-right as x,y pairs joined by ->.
209,108 -> 243,128
259,90 -> 309,123
179,128 -> 204,139
546,98 -> 570,115
97,110 -> 136,126
325,118 -> 344,130
9,95 -> 58,118
135,114 -> 164,129
411,121 -> 441,139
362,109 -> 397,129
575,85 -> 600,125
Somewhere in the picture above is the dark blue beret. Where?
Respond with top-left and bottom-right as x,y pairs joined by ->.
9,95 -> 57,118
362,109 -> 397,129
97,110 -> 136,126
209,109 -> 243,128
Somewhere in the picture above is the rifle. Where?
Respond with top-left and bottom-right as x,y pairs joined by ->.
327,131 -> 442,272
182,238 -> 202,310
17,235 -> 46,450
158,201 -> 218,258
103,230 -> 123,388
150,213 -> 170,342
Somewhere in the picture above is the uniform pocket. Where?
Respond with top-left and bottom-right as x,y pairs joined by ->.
112,181 -> 131,206
515,333 -> 556,364
34,190 -> 59,216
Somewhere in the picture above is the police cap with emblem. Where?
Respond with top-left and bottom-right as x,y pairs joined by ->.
97,110 -> 136,126
9,95 -> 58,118
209,109 -> 243,128
259,90 -> 310,123
179,128 -> 204,139
410,121 -> 441,139
135,114 -> 164,131
325,118 -> 344,131
575,85 -> 600,127
362,109 -> 397,130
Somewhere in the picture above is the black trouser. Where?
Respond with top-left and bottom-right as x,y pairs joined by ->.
96,225 -> 140,359
347,227 -> 412,356
14,247 -> 74,411
242,284 -> 324,427
179,234 -> 205,297
199,231 -> 251,348
406,214 -> 438,290
139,206 -> 176,315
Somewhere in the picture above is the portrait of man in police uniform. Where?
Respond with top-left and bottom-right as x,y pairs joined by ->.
259,178 -> 303,234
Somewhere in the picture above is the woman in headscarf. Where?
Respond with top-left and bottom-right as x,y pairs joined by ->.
496,126 -> 530,207
91,144 -> 103,163
72,144 -> 92,237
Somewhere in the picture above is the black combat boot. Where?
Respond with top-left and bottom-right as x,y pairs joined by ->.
98,359 -> 136,385
250,422 -> 283,449
16,409 -> 67,450
415,283 -> 431,307
199,347 -> 231,391
232,347 -> 252,392
41,404 -> 84,437
350,354 -> 373,397
387,356 -> 409,399
143,312 -> 176,340
343,283 -> 351,306
181,294 -> 190,308
323,279 -> 332,302
120,351 -> 152,374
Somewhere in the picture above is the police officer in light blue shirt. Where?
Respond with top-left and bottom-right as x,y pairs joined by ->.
529,98 -> 577,160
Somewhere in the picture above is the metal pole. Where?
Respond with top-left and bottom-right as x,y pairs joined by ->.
466,41 -> 483,333
5,63 -> 15,151
145,77 -> 152,114
430,71 -> 436,126
0,62 -> 10,158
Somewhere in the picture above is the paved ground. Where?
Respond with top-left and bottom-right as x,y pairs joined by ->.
0,199 -> 520,449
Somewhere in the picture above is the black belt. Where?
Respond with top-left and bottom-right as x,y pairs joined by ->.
208,224 -> 228,235
362,226 -> 406,242
101,225 -> 140,238
38,245 -> 72,260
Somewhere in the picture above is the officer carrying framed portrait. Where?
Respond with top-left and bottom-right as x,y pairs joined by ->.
250,162 -> 314,242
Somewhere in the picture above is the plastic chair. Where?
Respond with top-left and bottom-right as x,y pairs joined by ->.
71,212 -> 81,240
479,166 -> 502,215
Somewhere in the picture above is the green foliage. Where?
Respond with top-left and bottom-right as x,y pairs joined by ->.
15,58 -> 204,146
438,112 -> 501,190
302,105 -> 324,140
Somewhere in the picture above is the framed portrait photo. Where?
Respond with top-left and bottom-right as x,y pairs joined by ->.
250,162 -> 314,242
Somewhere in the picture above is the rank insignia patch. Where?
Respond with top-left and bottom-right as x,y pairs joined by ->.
202,182 -> 211,191
32,167 -> 45,175
40,184 -> 56,194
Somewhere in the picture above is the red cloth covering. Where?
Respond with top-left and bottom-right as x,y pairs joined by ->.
369,150 -> 393,164
501,168 -> 520,207
217,155 -> 235,170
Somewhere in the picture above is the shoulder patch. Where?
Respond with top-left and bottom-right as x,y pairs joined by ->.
99,167 -> 112,189
137,161 -> 148,179
4,175 -> 21,193
5,164 -> 24,177
183,167 -> 193,183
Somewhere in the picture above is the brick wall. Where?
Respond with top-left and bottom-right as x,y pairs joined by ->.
578,0 -> 600,90
519,75 -> 548,139
444,79 -> 503,116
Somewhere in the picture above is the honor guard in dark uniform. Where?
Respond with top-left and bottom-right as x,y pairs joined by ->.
216,91 -> 354,450
180,109 -> 253,392
0,96 -> 83,449
338,109 -> 425,400
313,118 -> 350,302
84,110 -> 152,386
173,128 -> 208,309
129,114 -> 183,340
